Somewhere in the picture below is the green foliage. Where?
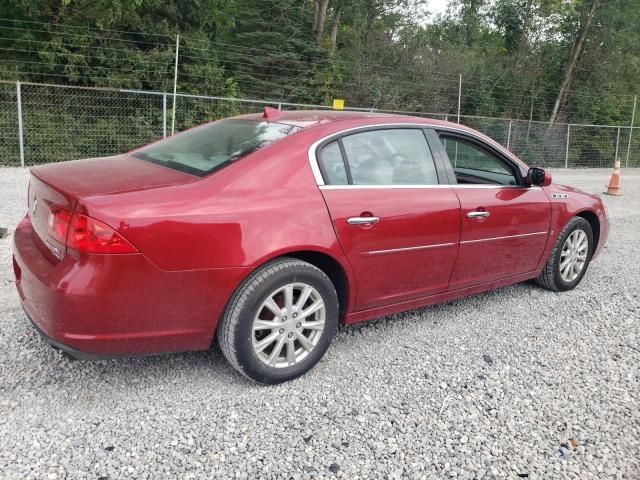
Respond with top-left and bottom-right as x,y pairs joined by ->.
2,0 -> 638,122
1,0 -> 639,166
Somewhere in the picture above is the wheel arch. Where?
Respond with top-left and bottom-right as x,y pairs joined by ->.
279,250 -> 351,322
576,209 -> 600,252
243,248 -> 354,323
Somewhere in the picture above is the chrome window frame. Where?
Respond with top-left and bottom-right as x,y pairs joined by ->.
307,122 -> 531,188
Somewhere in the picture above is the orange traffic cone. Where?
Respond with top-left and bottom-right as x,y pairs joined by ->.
604,158 -> 622,196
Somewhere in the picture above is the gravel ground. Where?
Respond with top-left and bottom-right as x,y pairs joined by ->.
0,167 -> 638,480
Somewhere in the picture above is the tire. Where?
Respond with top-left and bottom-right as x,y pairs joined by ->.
536,216 -> 594,292
217,257 -> 339,384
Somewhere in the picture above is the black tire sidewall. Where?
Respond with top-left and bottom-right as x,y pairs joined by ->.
233,266 -> 338,384
552,218 -> 594,291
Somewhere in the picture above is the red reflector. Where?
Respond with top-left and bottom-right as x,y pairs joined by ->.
47,206 -> 72,244
67,213 -> 138,254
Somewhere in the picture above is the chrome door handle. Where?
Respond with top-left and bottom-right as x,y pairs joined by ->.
347,216 -> 379,225
467,211 -> 491,219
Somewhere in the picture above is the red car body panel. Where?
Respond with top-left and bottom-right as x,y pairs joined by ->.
449,186 -> 551,289
12,111 -> 609,358
32,155 -> 198,198
321,187 -> 460,310
13,217 -> 250,356
536,183 -> 608,269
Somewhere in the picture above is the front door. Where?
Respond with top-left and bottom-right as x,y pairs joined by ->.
435,133 -> 551,289
316,127 -> 461,311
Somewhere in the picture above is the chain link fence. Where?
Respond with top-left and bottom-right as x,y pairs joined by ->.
0,80 -> 637,168
0,82 -> 19,164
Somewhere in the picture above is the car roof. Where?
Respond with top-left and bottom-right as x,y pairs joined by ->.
237,109 -> 530,173
238,109 -> 455,129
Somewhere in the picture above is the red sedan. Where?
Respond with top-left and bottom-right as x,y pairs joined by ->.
13,109 -> 609,383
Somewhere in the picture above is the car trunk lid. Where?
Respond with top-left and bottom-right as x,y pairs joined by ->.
28,155 -> 198,261
30,154 -> 198,199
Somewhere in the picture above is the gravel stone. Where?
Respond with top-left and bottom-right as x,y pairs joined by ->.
0,167 -> 639,479
483,354 -> 494,366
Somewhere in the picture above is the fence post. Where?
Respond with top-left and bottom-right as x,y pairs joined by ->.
457,74 -> 462,124
565,124 -> 571,169
162,93 -> 167,138
614,126 -> 620,164
16,81 -> 25,168
507,120 -> 512,150
171,34 -> 180,136
626,95 -> 637,167
527,96 -> 534,139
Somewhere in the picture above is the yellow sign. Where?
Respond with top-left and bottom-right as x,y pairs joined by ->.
332,98 -> 345,110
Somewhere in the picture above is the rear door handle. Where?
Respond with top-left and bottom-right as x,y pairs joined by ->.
347,216 -> 380,225
467,211 -> 491,219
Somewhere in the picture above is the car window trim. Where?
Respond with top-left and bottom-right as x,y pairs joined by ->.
309,124 -> 448,187
308,123 -> 530,187
337,138 -> 354,184
318,184 -> 542,190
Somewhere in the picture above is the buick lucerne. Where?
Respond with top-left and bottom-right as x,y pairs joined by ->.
13,109 -> 609,383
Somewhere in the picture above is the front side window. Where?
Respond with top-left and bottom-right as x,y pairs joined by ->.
339,129 -> 439,185
132,119 -> 300,176
440,135 -> 519,185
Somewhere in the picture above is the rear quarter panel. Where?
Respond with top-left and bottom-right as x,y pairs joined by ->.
74,129 -> 356,305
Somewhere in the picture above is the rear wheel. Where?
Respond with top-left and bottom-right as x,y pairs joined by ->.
217,257 -> 339,384
536,217 -> 594,292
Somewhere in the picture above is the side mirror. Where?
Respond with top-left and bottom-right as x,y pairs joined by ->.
527,167 -> 552,187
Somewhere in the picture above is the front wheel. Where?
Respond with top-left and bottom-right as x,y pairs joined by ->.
217,257 -> 339,384
536,217 -> 594,292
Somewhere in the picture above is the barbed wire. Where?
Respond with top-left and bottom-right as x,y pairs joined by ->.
1,17 -> 636,101
0,27 -> 629,105
0,17 -> 175,39
0,20 -> 637,124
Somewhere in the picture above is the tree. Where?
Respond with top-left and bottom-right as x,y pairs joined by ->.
549,0 -> 600,124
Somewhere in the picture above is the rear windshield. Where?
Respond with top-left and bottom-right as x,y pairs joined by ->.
131,119 -> 301,176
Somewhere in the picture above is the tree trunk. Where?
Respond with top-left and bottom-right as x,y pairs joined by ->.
315,0 -> 330,44
312,0 -> 320,33
549,0 -> 600,124
330,6 -> 341,53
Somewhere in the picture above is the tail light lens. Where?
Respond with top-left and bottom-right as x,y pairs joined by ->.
47,207 -> 138,254
68,213 -> 138,254
47,206 -> 72,244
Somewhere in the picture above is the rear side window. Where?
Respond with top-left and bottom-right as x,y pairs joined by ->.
318,141 -> 348,185
132,119 -> 300,176
341,129 -> 439,185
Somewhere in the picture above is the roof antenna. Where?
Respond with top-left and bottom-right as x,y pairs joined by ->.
263,106 -> 282,120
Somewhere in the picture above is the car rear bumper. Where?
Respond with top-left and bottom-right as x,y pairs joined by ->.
13,215 -> 250,358
22,306 -> 110,360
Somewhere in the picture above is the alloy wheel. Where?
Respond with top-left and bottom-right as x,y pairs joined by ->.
251,283 -> 326,368
559,229 -> 589,283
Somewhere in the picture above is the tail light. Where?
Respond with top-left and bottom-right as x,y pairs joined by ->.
47,207 -> 138,254
48,206 -> 72,244
68,213 -> 137,254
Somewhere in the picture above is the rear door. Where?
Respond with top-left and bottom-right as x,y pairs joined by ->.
433,132 -> 551,289
316,127 -> 461,311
